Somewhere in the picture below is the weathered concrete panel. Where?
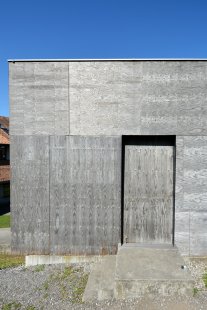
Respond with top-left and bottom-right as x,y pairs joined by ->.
69,62 -> 139,136
9,62 -> 69,135
69,61 -> 207,136
9,62 -> 25,135
10,60 -> 207,136
11,136 -> 50,254
49,135 -> 122,255
175,136 -> 207,255
11,134 -> 121,255
174,212 -> 190,256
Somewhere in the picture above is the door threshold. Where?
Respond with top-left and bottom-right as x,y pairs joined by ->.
121,243 -> 175,249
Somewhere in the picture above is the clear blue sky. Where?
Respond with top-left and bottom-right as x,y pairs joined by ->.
1,0 -> 207,116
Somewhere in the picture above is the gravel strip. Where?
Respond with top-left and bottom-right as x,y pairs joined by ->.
0,258 -> 207,310
184,257 -> 207,289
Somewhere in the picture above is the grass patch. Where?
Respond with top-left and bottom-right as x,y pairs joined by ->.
0,214 -> 10,228
60,266 -> 74,280
2,302 -> 37,310
2,301 -> 22,310
193,287 -> 199,296
193,270 -> 207,296
71,273 -> 89,304
43,281 -> 49,290
0,254 -> 24,270
34,264 -> 45,272
203,272 -> 207,288
40,266 -> 89,304
49,266 -> 74,281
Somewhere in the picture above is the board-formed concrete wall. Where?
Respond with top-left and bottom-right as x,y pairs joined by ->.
10,61 -> 207,136
175,136 -> 207,256
9,60 -> 207,256
11,135 -> 121,255
11,135 -> 50,254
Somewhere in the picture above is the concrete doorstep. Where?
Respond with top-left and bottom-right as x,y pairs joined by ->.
0,228 -> 11,253
83,244 -> 194,301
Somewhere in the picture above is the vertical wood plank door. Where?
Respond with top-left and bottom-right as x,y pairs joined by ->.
124,145 -> 174,244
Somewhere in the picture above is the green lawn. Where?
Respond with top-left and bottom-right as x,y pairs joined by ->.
0,254 -> 24,269
0,214 -> 10,228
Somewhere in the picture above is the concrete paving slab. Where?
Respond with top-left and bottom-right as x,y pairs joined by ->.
0,228 -> 11,253
83,255 -> 116,301
0,228 -> 11,245
115,245 -> 192,280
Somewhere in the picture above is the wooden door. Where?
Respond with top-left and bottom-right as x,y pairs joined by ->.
124,145 -> 174,244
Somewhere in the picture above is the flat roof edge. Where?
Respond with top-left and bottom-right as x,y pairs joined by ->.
7,58 -> 207,62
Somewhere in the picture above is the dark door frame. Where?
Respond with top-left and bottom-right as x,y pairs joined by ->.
121,135 -> 176,245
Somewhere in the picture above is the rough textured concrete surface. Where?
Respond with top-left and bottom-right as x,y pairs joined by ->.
49,135 -> 121,255
10,61 -> 207,136
9,62 -> 69,136
10,135 -> 50,254
69,61 -> 207,136
175,136 -> 207,255
10,134 -> 121,255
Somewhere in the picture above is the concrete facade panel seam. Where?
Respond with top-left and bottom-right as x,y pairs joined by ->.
68,62 -> 70,135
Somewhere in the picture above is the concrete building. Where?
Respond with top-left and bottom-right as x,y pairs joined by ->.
9,59 -> 207,257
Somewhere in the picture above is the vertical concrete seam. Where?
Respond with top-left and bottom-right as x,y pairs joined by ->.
48,135 -> 51,254
172,138 -> 176,246
185,137 -> 191,257
68,62 -> 70,135
34,63 -> 37,134
189,202 -> 191,256
23,62 -> 25,135
53,64 -> 56,135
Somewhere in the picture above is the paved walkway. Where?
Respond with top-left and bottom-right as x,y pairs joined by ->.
0,228 -> 11,253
